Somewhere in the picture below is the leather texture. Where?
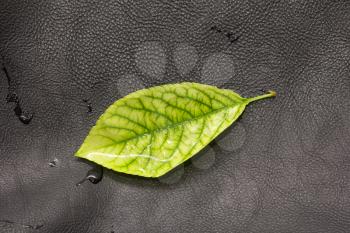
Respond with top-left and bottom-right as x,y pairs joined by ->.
1,0 -> 350,232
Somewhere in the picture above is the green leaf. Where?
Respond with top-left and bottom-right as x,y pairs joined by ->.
75,82 -> 275,177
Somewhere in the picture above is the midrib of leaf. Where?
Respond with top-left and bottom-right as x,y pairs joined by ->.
86,101 -> 244,152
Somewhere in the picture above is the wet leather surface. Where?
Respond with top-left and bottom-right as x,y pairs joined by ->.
1,1 -> 350,232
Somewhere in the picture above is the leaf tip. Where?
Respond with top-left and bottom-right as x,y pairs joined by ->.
74,149 -> 84,158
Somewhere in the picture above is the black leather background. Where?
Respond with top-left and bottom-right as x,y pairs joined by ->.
1,1 -> 350,232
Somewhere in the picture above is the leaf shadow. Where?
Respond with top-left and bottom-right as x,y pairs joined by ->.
104,165 -> 190,189
76,157 -> 152,187
76,156 -> 188,188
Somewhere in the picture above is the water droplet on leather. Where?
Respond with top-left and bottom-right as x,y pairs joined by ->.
3,65 -> 33,124
216,122 -> 246,151
135,41 -> 166,81
49,158 -> 58,167
6,93 -> 19,103
191,146 -> 216,170
0,219 -> 43,230
18,112 -> 33,124
201,53 -> 235,86
173,43 -> 198,77
13,102 -> 33,124
83,99 -> 93,113
158,164 -> 184,184
76,165 -> 103,186
35,225 -> 44,229
24,224 -> 44,230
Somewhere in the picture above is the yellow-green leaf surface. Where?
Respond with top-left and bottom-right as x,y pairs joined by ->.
75,82 -> 275,177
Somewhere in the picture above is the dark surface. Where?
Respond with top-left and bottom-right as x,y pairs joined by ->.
1,0 -> 350,232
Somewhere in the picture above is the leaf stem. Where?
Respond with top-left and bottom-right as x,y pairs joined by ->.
246,90 -> 276,104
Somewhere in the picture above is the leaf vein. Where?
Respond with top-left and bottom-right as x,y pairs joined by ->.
96,125 -> 138,135
122,101 -> 174,123
107,112 -> 149,131
145,94 -> 195,117
169,90 -> 213,109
